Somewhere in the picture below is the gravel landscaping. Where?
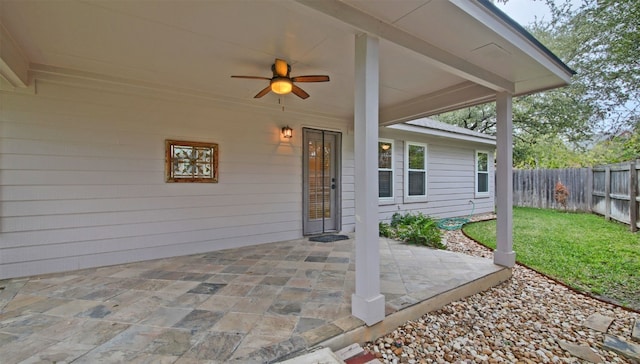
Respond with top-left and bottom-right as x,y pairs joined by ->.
364,217 -> 640,363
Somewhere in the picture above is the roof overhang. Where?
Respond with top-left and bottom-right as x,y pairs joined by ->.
0,0 -> 572,125
387,119 -> 497,146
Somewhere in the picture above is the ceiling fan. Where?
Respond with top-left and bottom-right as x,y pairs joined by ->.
231,58 -> 329,99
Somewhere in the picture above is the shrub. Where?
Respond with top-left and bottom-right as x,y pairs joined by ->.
379,222 -> 393,238
380,212 -> 444,249
554,180 -> 569,210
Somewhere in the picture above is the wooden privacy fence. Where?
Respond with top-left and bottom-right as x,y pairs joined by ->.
513,168 -> 592,211
512,160 -> 640,231
592,161 -> 639,232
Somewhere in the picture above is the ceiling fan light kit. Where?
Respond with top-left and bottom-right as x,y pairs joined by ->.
271,78 -> 292,94
231,58 -> 329,99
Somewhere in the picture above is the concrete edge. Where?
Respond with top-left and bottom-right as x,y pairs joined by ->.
316,267 -> 512,351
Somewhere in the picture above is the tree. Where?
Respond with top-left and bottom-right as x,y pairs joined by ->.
436,0 -> 640,168
543,0 -> 640,133
584,125 -> 640,165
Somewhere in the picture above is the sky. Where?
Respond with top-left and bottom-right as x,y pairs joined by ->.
494,1 -> 553,26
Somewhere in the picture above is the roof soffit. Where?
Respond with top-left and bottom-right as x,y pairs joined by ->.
295,0 -> 515,93
1,0 -> 571,126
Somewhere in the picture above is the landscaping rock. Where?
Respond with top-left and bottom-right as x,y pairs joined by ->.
633,320 -> 640,343
364,221 -> 640,364
558,340 -> 603,363
584,313 -> 615,333
603,335 -> 640,362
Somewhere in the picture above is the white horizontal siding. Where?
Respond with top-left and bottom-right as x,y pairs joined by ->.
1,207 -> 301,240
379,129 -> 495,221
3,220 -> 299,260
1,183 -> 300,201
1,78 -> 352,278
2,194 -> 300,217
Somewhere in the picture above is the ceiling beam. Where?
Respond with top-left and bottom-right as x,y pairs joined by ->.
295,0 -> 515,93
380,81 -> 496,125
0,23 -> 29,87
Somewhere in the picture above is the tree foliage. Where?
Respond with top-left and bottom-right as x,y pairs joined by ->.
436,0 -> 640,168
545,0 -> 640,131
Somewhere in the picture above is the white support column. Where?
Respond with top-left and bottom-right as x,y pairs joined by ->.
494,92 -> 516,267
352,33 -> 385,326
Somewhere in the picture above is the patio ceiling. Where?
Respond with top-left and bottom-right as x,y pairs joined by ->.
0,0 -> 572,125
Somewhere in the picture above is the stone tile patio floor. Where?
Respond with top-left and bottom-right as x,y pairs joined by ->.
0,236 -> 505,363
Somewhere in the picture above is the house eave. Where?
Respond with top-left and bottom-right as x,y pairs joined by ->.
477,0 -> 576,77
387,123 -> 496,146
467,0 -> 575,80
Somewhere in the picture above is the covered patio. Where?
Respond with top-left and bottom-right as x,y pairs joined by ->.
1,0 -> 572,331
0,237 -> 508,363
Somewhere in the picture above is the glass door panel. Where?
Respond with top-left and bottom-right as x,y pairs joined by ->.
303,128 -> 341,235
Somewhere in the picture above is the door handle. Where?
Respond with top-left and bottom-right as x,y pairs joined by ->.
331,184 -> 336,189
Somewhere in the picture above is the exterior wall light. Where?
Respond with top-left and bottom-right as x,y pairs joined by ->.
282,125 -> 293,138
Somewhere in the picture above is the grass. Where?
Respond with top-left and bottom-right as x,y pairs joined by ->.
463,207 -> 640,309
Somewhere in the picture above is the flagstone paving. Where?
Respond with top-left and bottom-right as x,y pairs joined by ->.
0,236 -> 504,363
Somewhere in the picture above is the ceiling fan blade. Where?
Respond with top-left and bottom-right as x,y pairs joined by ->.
231,75 -> 271,80
291,75 -> 330,82
274,58 -> 289,77
254,86 -> 272,98
291,84 -> 310,99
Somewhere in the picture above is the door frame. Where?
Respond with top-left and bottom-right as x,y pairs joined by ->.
302,127 -> 342,235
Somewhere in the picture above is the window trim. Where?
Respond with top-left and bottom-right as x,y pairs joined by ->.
404,141 -> 428,203
475,150 -> 490,198
378,139 -> 395,204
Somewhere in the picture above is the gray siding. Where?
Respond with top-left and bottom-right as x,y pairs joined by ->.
378,128 -> 495,222
0,77 -> 352,279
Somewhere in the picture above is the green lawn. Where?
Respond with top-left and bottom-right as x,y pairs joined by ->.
463,207 -> 640,309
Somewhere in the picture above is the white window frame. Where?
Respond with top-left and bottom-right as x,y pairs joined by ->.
404,141 -> 428,203
475,150 -> 490,198
378,139 -> 395,204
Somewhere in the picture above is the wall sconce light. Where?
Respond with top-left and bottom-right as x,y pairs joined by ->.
282,125 -> 293,139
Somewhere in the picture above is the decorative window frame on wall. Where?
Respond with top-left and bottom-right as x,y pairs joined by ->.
378,139 -> 395,204
404,141 -> 428,203
475,150 -> 490,197
165,140 -> 219,183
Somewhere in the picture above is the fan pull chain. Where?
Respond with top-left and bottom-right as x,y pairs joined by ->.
279,96 -> 285,112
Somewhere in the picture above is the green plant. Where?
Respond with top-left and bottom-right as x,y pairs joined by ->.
380,212 -> 444,249
379,222 -> 392,238
390,212 -> 404,228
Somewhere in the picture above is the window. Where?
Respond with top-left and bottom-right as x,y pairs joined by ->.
165,140 -> 218,183
404,142 -> 427,202
378,139 -> 394,202
476,151 -> 490,197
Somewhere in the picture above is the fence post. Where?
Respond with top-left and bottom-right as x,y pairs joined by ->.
630,161 -> 638,232
605,166 -> 611,221
587,167 -> 593,212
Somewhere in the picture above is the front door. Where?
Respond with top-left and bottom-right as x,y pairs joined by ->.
303,128 -> 341,235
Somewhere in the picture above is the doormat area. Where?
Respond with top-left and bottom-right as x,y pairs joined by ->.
309,234 -> 350,243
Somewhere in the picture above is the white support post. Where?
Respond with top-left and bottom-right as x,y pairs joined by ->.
352,33 -> 385,326
494,92 -> 516,267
